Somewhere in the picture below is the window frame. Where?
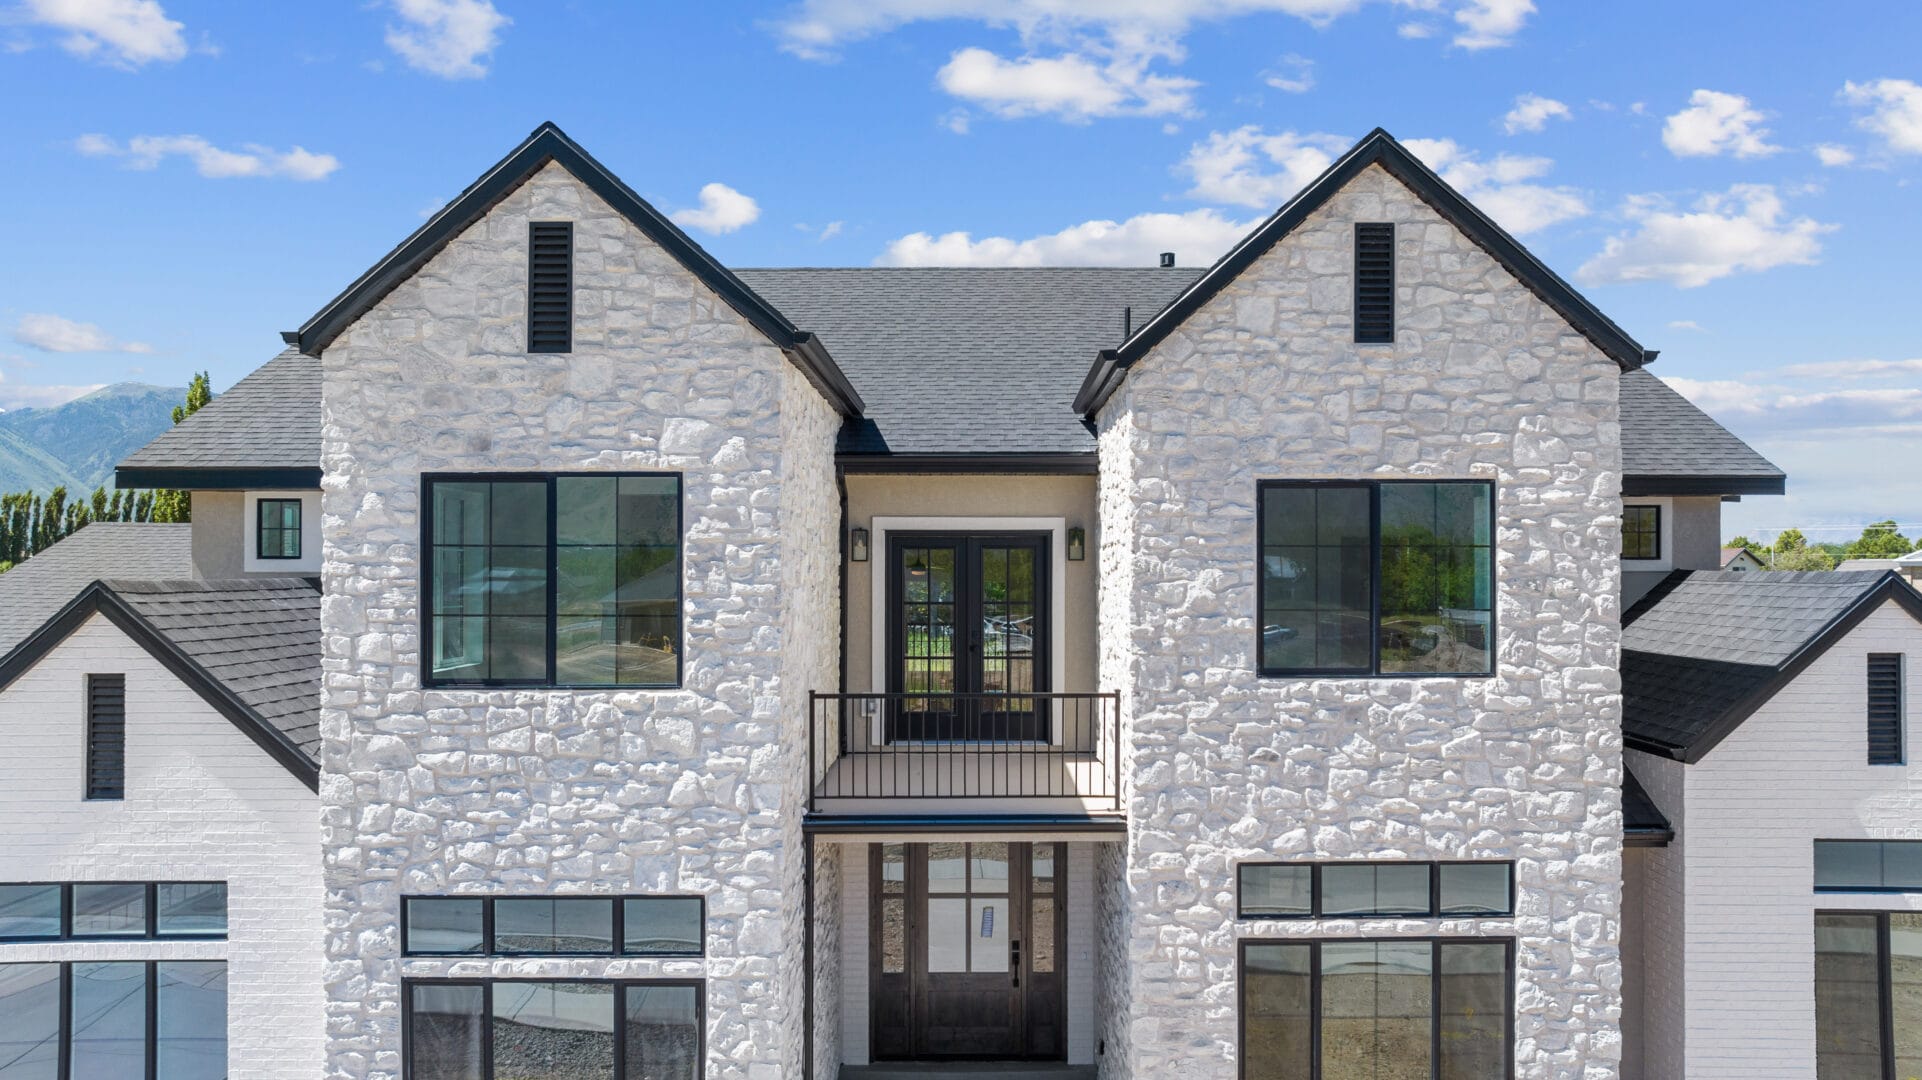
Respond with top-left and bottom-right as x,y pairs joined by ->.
0,959 -> 227,1080
400,977 -> 705,1080
1621,504 -> 1662,561
0,882 -> 227,943
1813,839 -> 1922,893
1236,861 -> 1516,920
1813,909 -> 1915,1080
420,472 -> 686,690
400,894 -> 705,958
1236,936 -> 1517,1080
1256,479 -> 1498,679
255,497 -> 303,561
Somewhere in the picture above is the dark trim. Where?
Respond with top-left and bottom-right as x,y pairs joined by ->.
0,582 -> 320,791
1623,827 -> 1675,848
1352,222 -> 1395,345
290,121 -> 861,416
399,893 -> 705,957
255,498 -> 304,561
1235,860 -> 1516,920
837,452 -> 1099,476
113,466 -> 322,491
803,832 -> 816,1080
1076,127 -> 1651,418
802,814 -> 1127,834
1622,473 -> 1786,497
400,976 -> 706,1080
1621,504 -> 1662,562
526,220 -> 574,354
883,532 -> 1052,707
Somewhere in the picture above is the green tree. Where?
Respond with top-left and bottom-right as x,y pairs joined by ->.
151,370 -> 212,524
1725,535 -> 1768,558
1844,520 -> 1914,559
1774,545 -> 1835,571
1775,528 -> 1811,552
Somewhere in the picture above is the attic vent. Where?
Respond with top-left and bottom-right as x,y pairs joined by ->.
528,221 -> 574,353
1354,222 -> 1395,344
1868,653 -> 1904,765
86,673 -> 126,800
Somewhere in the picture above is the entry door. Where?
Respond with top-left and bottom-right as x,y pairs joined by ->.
887,534 -> 1050,741
870,842 -> 1067,1061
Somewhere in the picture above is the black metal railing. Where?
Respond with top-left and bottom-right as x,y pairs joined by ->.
808,691 -> 1122,812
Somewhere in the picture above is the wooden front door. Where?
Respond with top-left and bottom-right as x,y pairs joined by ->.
870,841 -> 1067,1061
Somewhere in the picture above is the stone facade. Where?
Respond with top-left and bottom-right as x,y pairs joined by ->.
317,161 -> 841,1080
1094,163 -> 1625,1078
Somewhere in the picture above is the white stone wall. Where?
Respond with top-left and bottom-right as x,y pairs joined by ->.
1095,162 -> 1625,1078
1651,599 -> 1922,1079
318,161 -> 840,1080
0,615 -> 325,1079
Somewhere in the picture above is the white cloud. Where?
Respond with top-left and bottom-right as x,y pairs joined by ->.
1452,0 -> 1533,49
1398,137 -> 1588,234
671,183 -> 762,235
1397,21 -> 1433,38
20,0 -> 186,67
385,0 -> 508,80
936,45 -> 1198,120
13,313 -> 153,354
817,220 -> 845,241
1666,376 -> 1922,438
1813,143 -> 1856,167
1661,89 -> 1781,158
1841,78 -> 1922,155
0,382 -> 109,411
1777,357 -> 1922,380
877,207 -> 1260,267
1263,53 -> 1315,94
1503,93 -> 1570,134
1667,320 -> 1704,332
1577,185 -> 1834,288
1180,127 -> 1348,207
75,133 -> 341,180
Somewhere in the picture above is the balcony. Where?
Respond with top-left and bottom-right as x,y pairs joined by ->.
807,692 -> 1122,818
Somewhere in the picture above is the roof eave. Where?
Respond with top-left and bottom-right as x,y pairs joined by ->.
1623,473 -> 1788,498
114,466 -> 323,491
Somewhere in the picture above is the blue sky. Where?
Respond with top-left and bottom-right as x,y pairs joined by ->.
1,0 -> 1918,542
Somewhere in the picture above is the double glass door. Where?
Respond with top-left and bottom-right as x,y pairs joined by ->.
887,534 -> 1049,741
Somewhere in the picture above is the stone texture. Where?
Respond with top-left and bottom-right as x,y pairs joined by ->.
1094,163 -> 1625,1079
318,161 -> 840,1080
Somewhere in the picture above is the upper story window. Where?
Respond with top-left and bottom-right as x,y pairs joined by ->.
1869,653 -> 1905,765
1258,481 -> 1494,677
527,221 -> 573,353
1622,504 -> 1660,560
1240,861 -> 1513,919
424,473 -> 682,689
403,895 -> 703,957
1354,222 -> 1395,344
0,882 -> 227,940
257,498 -> 302,560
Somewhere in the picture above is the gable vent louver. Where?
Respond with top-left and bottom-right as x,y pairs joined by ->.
1354,222 -> 1395,344
1868,653 -> 1904,765
86,673 -> 126,800
528,221 -> 574,353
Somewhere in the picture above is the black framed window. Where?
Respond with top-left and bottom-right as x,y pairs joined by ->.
257,498 -> 302,560
1258,481 -> 1494,677
0,882 -> 226,942
1815,840 -> 1922,892
1239,862 -> 1514,919
1240,938 -> 1513,1080
1622,505 -> 1660,561
1815,912 -> 1921,1079
423,473 -> 683,689
405,979 -> 702,1080
402,895 -> 703,957
0,960 -> 226,1080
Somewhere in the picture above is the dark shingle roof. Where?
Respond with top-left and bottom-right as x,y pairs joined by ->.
1622,570 -> 1919,761
736,267 -> 1201,456
1620,370 -> 1784,494
1622,766 -> 1672,845
0,523 -> 193,655
117,348 -> 321,486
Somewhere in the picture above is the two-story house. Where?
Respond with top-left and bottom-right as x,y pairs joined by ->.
6,121 -> 1882,1080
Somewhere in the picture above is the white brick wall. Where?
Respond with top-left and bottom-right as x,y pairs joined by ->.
0,615 -> 324,1079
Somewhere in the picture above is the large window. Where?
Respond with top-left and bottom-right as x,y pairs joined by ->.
424,474 -> 682,688
0,961 -> 227,1080
1815,840 -> 1922,892
1239,862 -> 1514,919
1622,505 -> 1660,560
1240,938 -> 1512,1080
0,882 -> 226,942
1816,912 -> 1921,1079
402,895 -> 702,957
406,980 -> 701,1080
1258,481 -> 1494,677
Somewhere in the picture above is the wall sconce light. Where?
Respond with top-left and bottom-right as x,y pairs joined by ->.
850,527 -> 870,562
1067,526 -> 1086,561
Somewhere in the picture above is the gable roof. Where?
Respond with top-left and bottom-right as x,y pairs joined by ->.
1073,128 -> 1652,418
1620,370 -> 1785,495
117,348 -> 321,490
289,121 -> 861,417
0,523 -> 194,654
0,574 -> 321,790
1621,569 -> 1922,763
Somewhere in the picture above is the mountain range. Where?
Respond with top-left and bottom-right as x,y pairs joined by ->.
0,383 -> 185,495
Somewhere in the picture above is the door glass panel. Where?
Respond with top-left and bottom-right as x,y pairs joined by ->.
1895,913 -> 1922,1080
927,897 -> 967,973
927,844 -> 966,893
1032,845 -> 1055,894
1815,913 -> 1883,1079
491,982 -> 614,1078
1438,943 -> 1507,1080
410,984 -> 484,1080
1321,941 -> 1432,1080
624,984 -> 700,1080
881,845 -> 906,893
881,898 -> 906,975
0,963 -> 60,1080
70,962 -> 148,1077
970,898 -> 1009,973
1243,943 -> 1313,1080
971,843 -> 1010,893
1031,898 -> 1056,973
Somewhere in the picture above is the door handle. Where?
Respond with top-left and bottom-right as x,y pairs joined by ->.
1011,939 -> 1020,988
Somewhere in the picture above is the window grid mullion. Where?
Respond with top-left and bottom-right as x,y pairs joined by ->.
483,981 -> 495,1080
1881,912 -> 1896,1080
145,959 -> 157,1080
1430,941 -> 1442,1080
547,478 -> 559,686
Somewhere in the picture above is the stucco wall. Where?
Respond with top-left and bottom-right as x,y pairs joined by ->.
190,489 -> 325,579
317,160 -> 839,1080
0,615 -> 325,1079
1622,496 -> 1722,607
1095,162 -> 1625,1078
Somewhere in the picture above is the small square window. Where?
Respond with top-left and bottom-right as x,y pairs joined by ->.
1622,505 -> 1660,561
257,499 -> 303,560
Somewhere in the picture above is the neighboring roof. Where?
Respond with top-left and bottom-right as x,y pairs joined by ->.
0,523 -> 193,655
290,121 -> 861,417
1074,128 -> 1653,418
1622,766 -> 1673,847
1838,558 -> 1901,572
116,348 -> 321,490
736,267 -> 1200,458
1621,570 -> 1922,762
1720,547 -> 1764,567
1619,370 -> 1785,496
0,573 -> 321,790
